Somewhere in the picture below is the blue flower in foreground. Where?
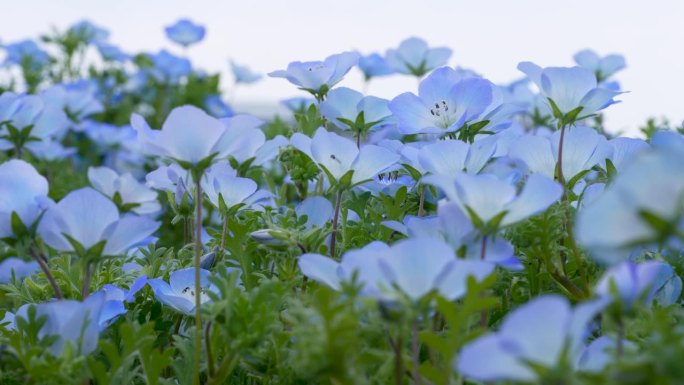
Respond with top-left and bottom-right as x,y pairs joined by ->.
358,52 -> 394,80
15,292 -> 106,356
147,268 -> 217,315
319,87 -> 392,132
0,257 -> 39,283
596,261 -> 682,307
2,40 -> 50,70
457,295 -> 607,382
518,62 -> 621,122
133,105 -> 234,167
164,19 -> 206,47
230,60 -> 262,84
388,67 -> 495,134
290,127 -> 399,186
0,160 -> 50,239
299,238 -> 493,301
38,188 -> 159,257
573,49 -> 626,82
576,146 -> 684,264
268,51 -> 360,99
424,173 -> 563,229
508,126 -> 612,182
405,136 -> 498,176
385,37 -> 451,77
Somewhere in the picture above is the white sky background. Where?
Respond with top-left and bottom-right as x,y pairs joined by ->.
0,0 -> 682,135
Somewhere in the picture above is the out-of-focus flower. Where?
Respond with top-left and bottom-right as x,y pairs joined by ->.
0,257 -> 39,283
88,166 -> 161,215
147,268 -> 217,315
0,160 -> 50,239
164,19 -> 206,47
230,60 -> 261,84
573,49 -> 626,82
385,37 -> 451,77
357,52 -> 394,80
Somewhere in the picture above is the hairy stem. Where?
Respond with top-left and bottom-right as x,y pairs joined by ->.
193,177 -> 203,385
81,262 -> 91,299
29,247 -> 63,299
330,190 -> 343,258
418,184 -> 426,217
556,124 -> 567,185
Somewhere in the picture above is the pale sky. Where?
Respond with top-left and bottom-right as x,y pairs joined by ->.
1,0 -> 682,135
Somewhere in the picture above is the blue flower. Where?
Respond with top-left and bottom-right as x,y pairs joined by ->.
133,105 -> 237,166
280,97 -> 315,113
2,40 -> 50,70
268,51 -> 359,99
43,82 -> 104,121
164,19 -> 206,47
295,197 -> 334,229
299,238 -> 493,301
573,49 -> 626,82
385,37 -> 451,77
69,20 -> 110,44
38,188 -> 159,257
14,292 -> 107,356
230,60 -> 262,84
508,126 -> 612,183
0,160 -> 50,239
518,62 -> 621,121
203,95 -> 234,118
290,127 -> 399,186
596,261 -> 682,307
357,52 -> 394,80
576,146 -> 684,264
425,172 -> 563,229
96,275 -> 148,329
88,166 -> 161,215
388,67 -> 495,134
147,50 -> 192,83
457,295 -> 607,382
0,257 -> 39,283
96,42 -> 130,62
319,87 -> 392,132
147,268 -> 217,315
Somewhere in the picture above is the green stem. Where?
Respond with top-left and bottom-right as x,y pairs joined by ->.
82,262 -> 91,299
411,319 -> 423,385
205,321 -> 215,378
556,124 -> 567,185
330,190 -> 343,258
418,184 -> 426,217
193,177 -> 203,385
29,247 -> 63,299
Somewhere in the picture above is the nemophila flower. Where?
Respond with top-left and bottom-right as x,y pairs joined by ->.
573,49 -> 626,82
69,20 -> 109,43
43,82 -> 104,121
204,95 -> 235,118
425,172 -> 563,230
412,137 -> 498,176
133,105 -> 234,168
608,137 -> 649,170
0,92 -> 70,150
88,166 -> 161,215
385,37 -> 451,77
576,147 -> 684,264
518,62 -> 621,123
358,52 -> 394,80
290,127 -> 399,186
147,50 -> 192,83
299,238 -> 493,301
596,261 -> 682,307
576,336 -> 635,374
651,130 -> 684,153
97,275 -> 148,329
201,170 -> 266,212
2,40 -> 50,70
319,87 -> 392,132
508,126 -> 612,183
96,42 -> 130,62
0,257 -> 39,283
388,67 -> 496,134
217,114 -> 267,164
268,51 -> 360,99
147,268 -> 217,315
0,160 -> 50,239
38,188 -> 159,257
457,295 -> 607,383
230,60 -> 261,84
295,197 -> 334,229
164,19 -> 206,47
14,292 -> 106,356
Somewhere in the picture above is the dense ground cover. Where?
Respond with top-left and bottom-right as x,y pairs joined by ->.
0,18 -> 683,385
